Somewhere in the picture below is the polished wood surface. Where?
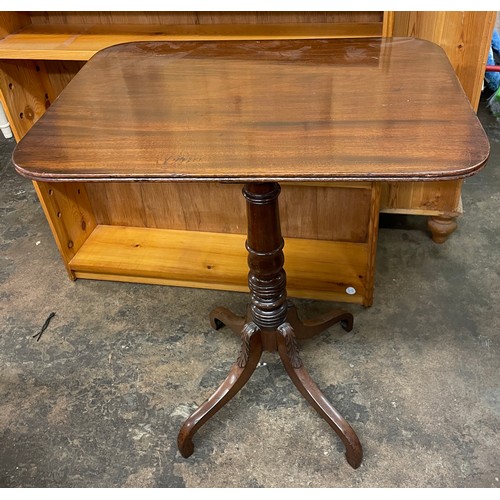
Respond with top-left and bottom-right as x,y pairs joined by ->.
13,38 -> 489,183
0,11 -> 388,142
384,12 -> 496,240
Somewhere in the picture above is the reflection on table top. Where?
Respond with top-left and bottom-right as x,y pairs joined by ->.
13,37 -> 489,183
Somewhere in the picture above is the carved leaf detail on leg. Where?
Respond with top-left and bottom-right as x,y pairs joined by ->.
237,322 -> 260,368
277,322 -> 303,368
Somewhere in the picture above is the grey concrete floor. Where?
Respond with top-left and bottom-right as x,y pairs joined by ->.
0,100 -> 499,488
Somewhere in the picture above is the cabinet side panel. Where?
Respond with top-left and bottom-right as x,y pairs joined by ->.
393,11 -> 495,110
33,181 -> 97,278
0,60 -> 47,141
380,180 -> 463,215
0,12 -> 31,39
0,59 -> 83,141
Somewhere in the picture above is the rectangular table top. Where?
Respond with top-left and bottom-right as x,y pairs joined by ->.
13,37 -> 489,183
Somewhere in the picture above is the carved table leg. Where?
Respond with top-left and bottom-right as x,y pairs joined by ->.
178,182 -> 363,468
177,323 -> 263,458
209,306 -> 246,334
212,301 -> 353,340
286,302 -> 353,339
277,323 -> 363,468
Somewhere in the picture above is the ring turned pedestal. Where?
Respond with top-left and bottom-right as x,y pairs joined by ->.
177,182 -> 362,468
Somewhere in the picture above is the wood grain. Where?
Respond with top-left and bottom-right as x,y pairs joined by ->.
0,59 -> 83,141
69,225 -> 368,304
0,12 -> 30,39
393,11 -> 495,110
85,182 -> 373,243
28,12 -> 383,26
13,38 -> 489,183
0,22 -> 385,61
384,12 -> 494,219
382,12 -> 395,37
0,60 -> 50,141
364,183 -> 381,306
380,179 -> 462,214
33,181 -> 97,277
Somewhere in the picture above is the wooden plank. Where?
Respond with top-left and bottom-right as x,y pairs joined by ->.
0,13 -> 31,130
71,270 -> 363,305
392,11 -> 495,111
28,12 -> 384,26
69,225 -> 369,304
0,59 -> 47,140
0,22 -> 384,61
439,11 -> 495,111
282,181 -> 372,189
380,180 -> 463,213
382,12 -> 395,37
379,207 -> 462,217
0,12 -> 30,39
363,183 -> 381,307
281,184 -> 372,243
86,182 -> 372,243
33,181 -> 97,278
0,59 -> 83,140
38,60 -> 84,104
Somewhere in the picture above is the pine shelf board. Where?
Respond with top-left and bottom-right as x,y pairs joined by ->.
69,225 -> 368,304
0,22 -> 383,61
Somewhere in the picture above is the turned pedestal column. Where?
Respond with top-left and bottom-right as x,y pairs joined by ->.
177,182 -> 363,468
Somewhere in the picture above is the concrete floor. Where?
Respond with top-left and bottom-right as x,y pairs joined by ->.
0,100 -> 499,488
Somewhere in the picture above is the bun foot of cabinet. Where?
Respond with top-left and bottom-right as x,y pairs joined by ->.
427,215 -> 458,244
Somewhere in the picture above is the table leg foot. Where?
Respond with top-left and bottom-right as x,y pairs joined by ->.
277,322 -> 363,469
209,306 -> 246,335
286,302 -> 353,339
177,323 -> 263,458
427,215 -> 458,244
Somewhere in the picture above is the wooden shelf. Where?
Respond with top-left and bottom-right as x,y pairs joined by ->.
69,225 -> 368,304
0,22 -> 383,61
1,11 -> 492,305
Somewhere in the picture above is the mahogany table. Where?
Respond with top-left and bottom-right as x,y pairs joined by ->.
13,38 -> 489,469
